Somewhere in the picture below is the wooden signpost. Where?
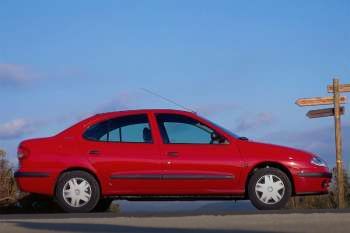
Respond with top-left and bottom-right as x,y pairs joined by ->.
328,84 -> 350,93
296,96 -> 347,107
306,107 -> 344,119
296,78 -> 348,208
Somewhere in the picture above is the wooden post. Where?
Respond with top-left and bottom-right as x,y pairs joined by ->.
333,78 -> 345,208
296,78 -> 349,209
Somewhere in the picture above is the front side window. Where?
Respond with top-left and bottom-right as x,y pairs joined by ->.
156,114 -> 227,144
83,114 -> 152,143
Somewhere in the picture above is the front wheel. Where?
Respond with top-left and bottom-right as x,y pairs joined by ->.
55,171 -> 100,213
248,167 -> 292,210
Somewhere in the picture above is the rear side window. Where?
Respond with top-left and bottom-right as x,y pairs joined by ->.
83,114 -> 152,143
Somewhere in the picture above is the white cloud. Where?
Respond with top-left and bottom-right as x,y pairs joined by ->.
95,91 -> 143,113
0,119 -> 37,140
0,63 -> 37,86
194,103 -> 239,116
236,112 -> 274,132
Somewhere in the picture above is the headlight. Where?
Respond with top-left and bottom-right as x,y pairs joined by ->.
310,156 -> 327,167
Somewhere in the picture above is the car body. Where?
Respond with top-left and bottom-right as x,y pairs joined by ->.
15,109 -> 332,212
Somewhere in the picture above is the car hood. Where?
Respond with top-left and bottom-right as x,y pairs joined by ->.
237,139 -> 315,161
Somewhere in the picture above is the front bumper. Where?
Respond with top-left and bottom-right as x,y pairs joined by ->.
297,172 -> 332,179
294,171 -> 332,195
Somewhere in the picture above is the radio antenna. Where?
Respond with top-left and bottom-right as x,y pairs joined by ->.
140,88 -> 196,113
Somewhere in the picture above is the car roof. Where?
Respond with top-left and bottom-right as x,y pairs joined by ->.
94,108 -> 196,119
57,109 -> 196,136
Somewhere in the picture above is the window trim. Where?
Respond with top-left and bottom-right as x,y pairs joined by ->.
82,114 -> 154,144
155,113 -> 229,145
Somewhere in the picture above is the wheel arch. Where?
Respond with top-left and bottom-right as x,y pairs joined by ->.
245,161 -> 295,197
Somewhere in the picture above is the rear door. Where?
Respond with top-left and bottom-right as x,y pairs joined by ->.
82,113 -> 162,195
155,113 -> 243,195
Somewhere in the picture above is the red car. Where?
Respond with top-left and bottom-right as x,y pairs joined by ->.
15,109 -> 331,212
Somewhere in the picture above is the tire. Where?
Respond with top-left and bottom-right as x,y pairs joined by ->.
93,198 -> 113,212
55,171 -> 100,213
248,167 -> 292,210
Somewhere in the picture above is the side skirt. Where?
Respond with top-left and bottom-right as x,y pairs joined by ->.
107,195 -> 246,201
295,191 -> 329,196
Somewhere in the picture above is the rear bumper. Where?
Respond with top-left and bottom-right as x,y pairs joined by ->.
14,171 -> 50,178
294,171 -> 332,195
15,171 -> 55,195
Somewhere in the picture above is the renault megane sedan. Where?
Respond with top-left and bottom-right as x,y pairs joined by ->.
15,109 -> 332,212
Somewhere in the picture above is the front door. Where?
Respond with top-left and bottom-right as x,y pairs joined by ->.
155,113 -> 243,195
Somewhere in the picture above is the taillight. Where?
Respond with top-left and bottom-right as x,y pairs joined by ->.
17,146 -> 29,160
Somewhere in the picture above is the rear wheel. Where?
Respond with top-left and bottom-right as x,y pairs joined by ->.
248,167 -> 291,210
55,171 -> 100,213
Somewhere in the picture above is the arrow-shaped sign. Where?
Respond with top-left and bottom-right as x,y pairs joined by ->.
307,107 -> 345,119
328,84 -> 350,93
296,78 -> 347,208
295,96 -> 347,107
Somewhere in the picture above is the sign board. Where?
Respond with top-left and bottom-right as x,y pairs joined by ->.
295,96 -> 347,107
306,107 -> 345,119
328,84 -> 350,93
296,78 -> 347,208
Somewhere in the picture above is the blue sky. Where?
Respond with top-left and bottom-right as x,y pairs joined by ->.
0,0 -> 350,167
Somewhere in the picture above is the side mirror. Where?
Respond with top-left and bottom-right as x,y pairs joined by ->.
238,136 -> 249,141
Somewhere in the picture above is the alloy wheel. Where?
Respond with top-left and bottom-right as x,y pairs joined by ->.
255,174 -> 285,204
62,177 -> 92,208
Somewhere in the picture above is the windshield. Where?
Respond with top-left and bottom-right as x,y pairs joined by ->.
200,116 -> 240,138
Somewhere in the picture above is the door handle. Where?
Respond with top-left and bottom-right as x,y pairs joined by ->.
88,150 -> 100,155
167,151 -> 179,157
